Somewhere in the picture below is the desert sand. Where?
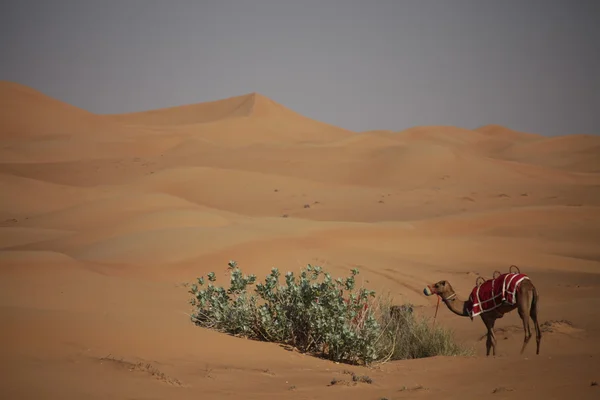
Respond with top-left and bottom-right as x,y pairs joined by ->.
1,80 -> 600,399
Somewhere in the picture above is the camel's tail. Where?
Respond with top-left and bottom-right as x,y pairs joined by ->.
531,284 -> 539,317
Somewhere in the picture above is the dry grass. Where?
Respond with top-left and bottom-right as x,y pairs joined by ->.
375,295 -> 474,361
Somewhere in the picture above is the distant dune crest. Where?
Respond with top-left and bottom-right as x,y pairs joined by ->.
0,81 -> 598,170
475,124 -> 544,141
107,91 -> 317,126
0,81 -> 96,137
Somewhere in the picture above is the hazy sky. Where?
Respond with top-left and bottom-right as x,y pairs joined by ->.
2,0 -> 599,136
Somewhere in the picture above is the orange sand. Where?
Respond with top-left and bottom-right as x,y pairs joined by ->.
1,81 -> 600,399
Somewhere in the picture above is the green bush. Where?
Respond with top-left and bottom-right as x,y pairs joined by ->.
188,261 -> 471,365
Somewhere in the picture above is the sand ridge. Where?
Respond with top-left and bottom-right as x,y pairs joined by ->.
1,82 -> 600,399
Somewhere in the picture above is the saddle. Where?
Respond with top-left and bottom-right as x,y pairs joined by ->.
468,265 -> 529,319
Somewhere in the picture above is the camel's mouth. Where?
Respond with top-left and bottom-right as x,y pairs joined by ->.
423,286 -> 434,296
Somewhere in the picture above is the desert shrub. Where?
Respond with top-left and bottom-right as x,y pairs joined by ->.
376,295 -> 474,360
188,261 -> 470,365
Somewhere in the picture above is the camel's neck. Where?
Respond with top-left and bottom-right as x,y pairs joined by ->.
441,293 -> 470,318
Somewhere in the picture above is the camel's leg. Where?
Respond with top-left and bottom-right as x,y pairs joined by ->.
489,317 -> 498,356
490,318 -> 498,356
530,286 -> 542,355
481,315 -> 491,356
481,314 -> 497,356
518,289 -> 533,355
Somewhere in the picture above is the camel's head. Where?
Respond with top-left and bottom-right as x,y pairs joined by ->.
423,280 -> 454,298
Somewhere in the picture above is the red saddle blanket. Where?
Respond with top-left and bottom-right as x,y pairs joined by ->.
467,273 -> 529,317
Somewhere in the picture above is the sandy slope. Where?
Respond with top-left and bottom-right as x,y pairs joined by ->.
1,82 -> 600,399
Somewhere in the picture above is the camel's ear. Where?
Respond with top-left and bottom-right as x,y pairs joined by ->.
440,280 -> 447,286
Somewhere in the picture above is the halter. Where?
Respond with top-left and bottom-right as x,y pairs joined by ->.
427,285 -> 457,303
427,285 -> 457,328
440,292 -> 457,303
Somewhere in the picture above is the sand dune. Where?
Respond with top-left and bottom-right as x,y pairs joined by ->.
397,125 -> 491,145
0,226 -> 74,249
16,192 -> 206,230
1,82 -> 600,399
320,131 -> 402,148
0,81 -> 142,139
475,124 -> 544,141
503,134 -> 600,172
0,81 -> 99,138
108,92 -> 260,126
0,250 -> 82,277
108,91 -> 345,131
108,92 -> 353,145
415,204 -> 600,243
153,134 -> 587,192
0,172 -> 111,219
0,134 -> 182,164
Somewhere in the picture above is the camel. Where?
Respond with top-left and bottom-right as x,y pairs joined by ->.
423,269 -> 541,356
